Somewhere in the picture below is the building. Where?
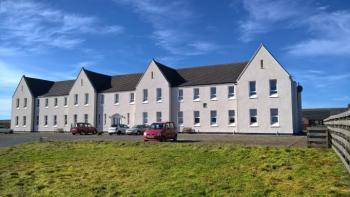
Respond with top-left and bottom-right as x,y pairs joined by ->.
11,44 -> 303,134
302,107 -> 348,130
0,120 -> 10,128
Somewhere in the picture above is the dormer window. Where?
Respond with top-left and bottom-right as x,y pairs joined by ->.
260,59 -> 264,69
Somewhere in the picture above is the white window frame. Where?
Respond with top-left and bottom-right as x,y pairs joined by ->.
269,79 -> 278,97
270,108 -> 279,127
249,81 -> 257,98
64,97 -> 68,107
85,93 -> 89,105
24,98 -> 27,108
54,98 -> 58,107
156,88 -> 162,102
210,87 -> 217,100
177,111 -> 183,126
194,111 -> 200,126
16,98 -> 20,108
210,110 -> 217,126
143,112 -> 148,124
228,86 -> 235,99
53,115 -> 57,127
45,98 -> 49,108
143,89 -> 148,103
156,112 -> 162,122
130,93 -> 135,104
193,88 -> 200,101
74,94 -> 78,106
114,94 -> 119,105
228,110 -> 236,126
178,89 -> 183,102
249,109 -> 258,126
44,115 -> 48,127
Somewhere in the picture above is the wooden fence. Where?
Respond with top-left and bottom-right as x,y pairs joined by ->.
306,127 -> 329,148
324,110 -> 350,174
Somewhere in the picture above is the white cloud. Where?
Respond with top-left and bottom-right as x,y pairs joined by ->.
0,0 -> 124,53
114,0 -> 218,57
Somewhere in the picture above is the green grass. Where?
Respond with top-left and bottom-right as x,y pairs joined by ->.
0,141 -> 349,196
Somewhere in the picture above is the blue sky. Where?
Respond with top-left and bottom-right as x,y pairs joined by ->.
0,0 -> 350,119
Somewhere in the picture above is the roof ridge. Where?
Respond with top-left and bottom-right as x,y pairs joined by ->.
24,76 -> 54,83
175,61 -> 249,71
111,73 -> 143,77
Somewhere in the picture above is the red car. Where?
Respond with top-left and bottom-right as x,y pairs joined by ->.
144,122 -> 177,142
70,122 -> 97,135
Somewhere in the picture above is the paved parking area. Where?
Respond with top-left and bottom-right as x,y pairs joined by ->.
0,132 -> 307,148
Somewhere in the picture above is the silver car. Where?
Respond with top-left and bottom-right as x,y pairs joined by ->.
108,124 -> 129,135
0,125 -> 13,134
126,124 -> 149,135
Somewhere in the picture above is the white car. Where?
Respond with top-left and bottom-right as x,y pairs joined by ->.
108,124 -> 129,135
125,124 -> 149,135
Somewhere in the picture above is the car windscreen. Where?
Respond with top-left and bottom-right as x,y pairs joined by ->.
150,123 -> 164,129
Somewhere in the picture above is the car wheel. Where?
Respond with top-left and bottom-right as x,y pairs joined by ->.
72,133 -> 76,135
173,136 -> 177,142
137,131 -> 141,135
109,133 -> 113,135
117,131 -> 121,135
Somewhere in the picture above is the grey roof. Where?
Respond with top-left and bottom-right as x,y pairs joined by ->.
40,80 -> 75,97
24,60 -> 248,97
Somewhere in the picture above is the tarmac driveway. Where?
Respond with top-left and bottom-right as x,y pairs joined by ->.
0,132 -> 307,148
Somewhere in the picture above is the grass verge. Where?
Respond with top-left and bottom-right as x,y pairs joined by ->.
0,141 -> 349,196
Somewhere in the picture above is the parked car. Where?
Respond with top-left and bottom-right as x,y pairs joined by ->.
108,124 -> 129,135
0,125 -> 13,134
126,124 -> 149,135
70,122 -> 97,135
144,122 -> 177,142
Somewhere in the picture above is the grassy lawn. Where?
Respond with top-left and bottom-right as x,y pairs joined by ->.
0,141 -> 349,196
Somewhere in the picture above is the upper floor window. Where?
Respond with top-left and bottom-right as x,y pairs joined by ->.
249,109 -> 258,126
74,94 -> 78,105
151,71 -> 154,79
23,98 -> 27,108
210,87 -> 217,100
193,88 -> 200,101
177,111 -> 183,126
143,112 -> 148,124
269,79 -> 278,97
85,93 -> 89,105
45,98 -> 49,107
270,108 -> 279,126
114,94 -> 119,104
210,110 -> 217,126
260,59 -> 264,69
54,98 -> 58,107
194,111 -> 200,126
64,97 -> 68,106
23,116 -> 26,126
156,112 -> 162,122
228,110 -> 235,126
100,95 -> 104,105
249,81 -> 256,98
143,89 -> 148,102
228,86 -> 235,99
156,88 -> 162,102
178,89 -> 183,102
16,98 -> 20,108
130,93 -> 135,103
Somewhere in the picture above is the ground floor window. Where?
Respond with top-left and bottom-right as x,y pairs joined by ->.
156,112 -> 162,122
270,108 -> 279,126
210,110 -> 217,126
64,115 -> 68,125
143,112 -> 148,124
44,115 -> 48,126
74,114 -> 78,124
250,109 -> 258,126
228,110 -> 235,126
194,111 -> 200,126
23,116 -> 26,126
177,111 -> 183,126
53,115 -> 57,126
84,114 -> 88,123
15,116 -> 19,126
36,116 -> 39,125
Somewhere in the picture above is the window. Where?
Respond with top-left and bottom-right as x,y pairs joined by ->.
156,112 -> 162,122
84,114 -> 88,123
260,59 -> 264,69
74,94 -> 78,105
249,109 -> 258,126
15,116 -> 19,126
210,110 -> 217,126
210,87 -> 217,100
85,93 -> 89,105
74,114 -> 77,124
98,114 -> 101,125
130,93 -> 135,103
114,94 -> 119,104
54,98 -> 58,107
127,113 -> 130,125
44,115 -> 48,126
249,81 -> 256,98
36,116 -> 39,125
228,86 -> 235,98
16,98 -> 19,108
81,78 -> 83,86
143,89 -> 148,102
156,88 -> 162,102
151,71 -> 154,79
228,110 -> 235,126
104,114 -> 106,125
24,98 -> 27,108
53,115 -> 57,126
194,111 -> 200,126
45,98 -> 49,107
270,108 -> 279,126
178,89 -> 183,101
177,111 -> 183,125
193,88 -> 200,101
64,115 -> 67,125
101,95 -> 104,105
143,112 -> 148,124
64,97 -> 68,106
36,99 -> 40,107
269,79 -> 278,96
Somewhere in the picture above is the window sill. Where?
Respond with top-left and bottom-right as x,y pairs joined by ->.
44,125 -> 48,127
250,123 -> 259,127
84,104 -> 89,106
129,102 -> 135,105
194,124 -> 201,127
178,99 -> 184,103
114,103 -> 119,106
53,125 -> 58,127
228,124 -> 236,127
157,100 -> 163,103
74,104 -> 78,107
271,124 -> 280,128
249,95 -> 257,99
211,124 -> 218,127
228,97 -> 236,100
210,98 -> 218,101
64,105 -> 68,108
269,95 -> 279,98
15,126 -> 19,127
54,106 -> 58,108
193,99 -> 200,102
24,107 -> 27,109
45,106 -> 49,109
22,125 -> 27,127
142,101 -> 148,104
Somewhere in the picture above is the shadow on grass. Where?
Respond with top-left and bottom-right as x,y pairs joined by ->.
175,139 -> 200,143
